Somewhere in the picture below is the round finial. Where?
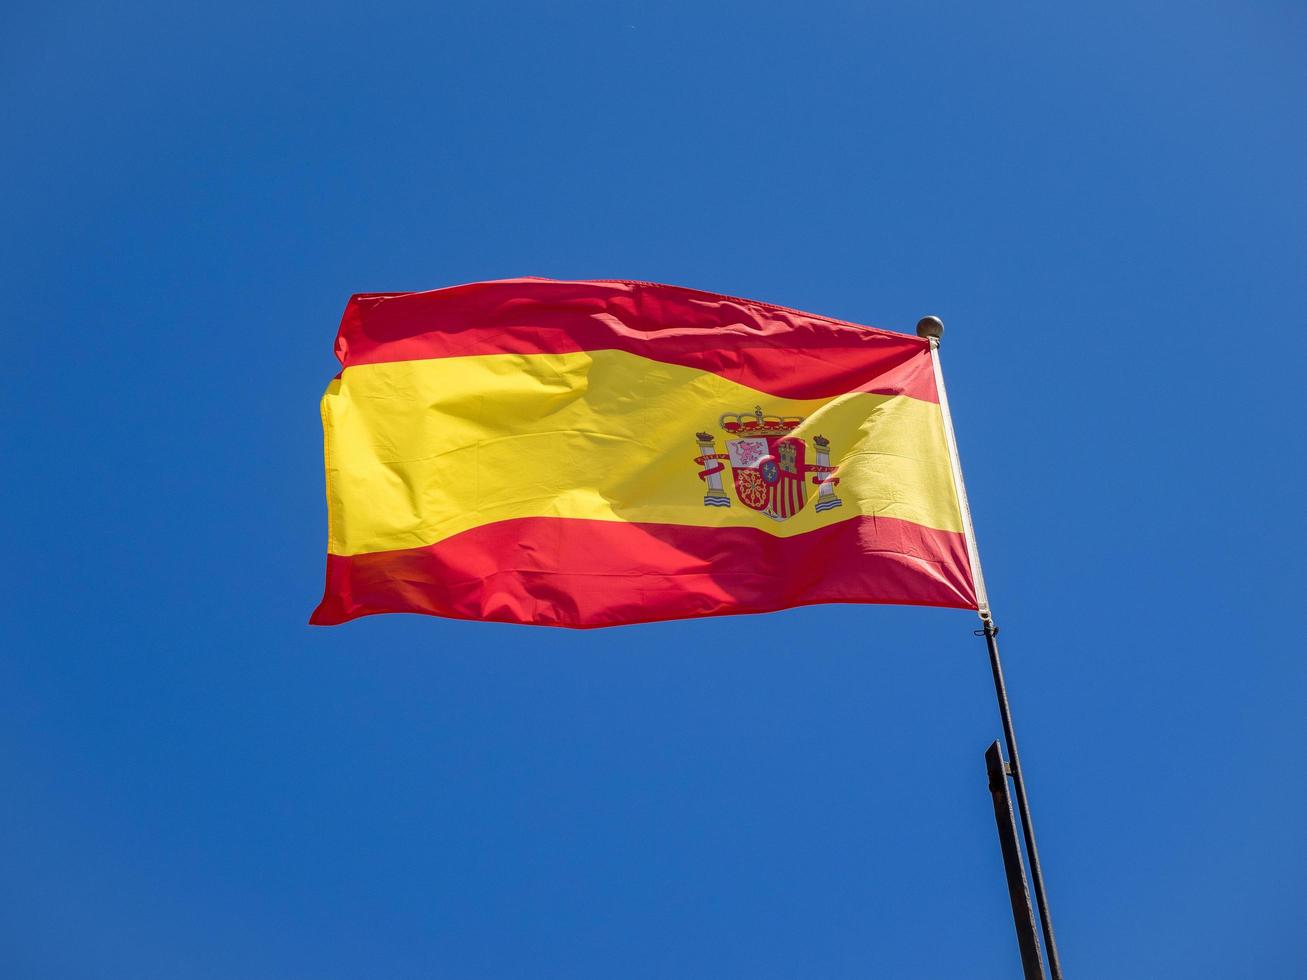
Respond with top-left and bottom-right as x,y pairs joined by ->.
916,316 -> 944,340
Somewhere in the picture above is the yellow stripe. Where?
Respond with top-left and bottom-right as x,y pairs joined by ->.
323,350 -> 963,556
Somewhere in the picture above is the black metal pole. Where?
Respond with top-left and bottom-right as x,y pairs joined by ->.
983,621 -> 1063,980
985,741 -> 1046,980
914,316 -> 1064,976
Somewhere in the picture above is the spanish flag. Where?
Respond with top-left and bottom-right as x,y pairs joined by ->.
311,278 -> 981,628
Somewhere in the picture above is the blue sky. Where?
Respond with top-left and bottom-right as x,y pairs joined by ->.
4,2 -> 1305,977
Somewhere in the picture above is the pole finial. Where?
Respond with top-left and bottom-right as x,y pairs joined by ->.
916,316 -> 944,340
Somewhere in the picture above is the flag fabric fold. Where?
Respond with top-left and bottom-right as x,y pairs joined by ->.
312,277 -> 978,628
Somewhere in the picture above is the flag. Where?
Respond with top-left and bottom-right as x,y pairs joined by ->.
311,278 -> 979,628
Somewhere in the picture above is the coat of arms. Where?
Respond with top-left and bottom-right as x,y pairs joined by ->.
693,407 -> 842,520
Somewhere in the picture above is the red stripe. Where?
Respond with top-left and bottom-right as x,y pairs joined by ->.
334,278 -> 937,402
311,516 -> 976,629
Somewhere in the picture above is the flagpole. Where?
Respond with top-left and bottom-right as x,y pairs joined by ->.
917,316 -> 1065,980
985,740 -> 1046,980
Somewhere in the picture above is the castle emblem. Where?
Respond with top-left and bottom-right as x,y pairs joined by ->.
693,407 -> 842,521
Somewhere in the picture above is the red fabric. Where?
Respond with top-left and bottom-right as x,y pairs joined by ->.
333,277 -> 937,402
312,516 -> 976,629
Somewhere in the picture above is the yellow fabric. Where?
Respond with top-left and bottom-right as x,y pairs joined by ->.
322,349 -> 963,556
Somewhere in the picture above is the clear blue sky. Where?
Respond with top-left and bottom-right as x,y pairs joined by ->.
4,2 -> 1305,977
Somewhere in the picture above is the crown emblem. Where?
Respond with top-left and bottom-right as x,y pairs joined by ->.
694,406 -> 844,521
719,405 -> 803,438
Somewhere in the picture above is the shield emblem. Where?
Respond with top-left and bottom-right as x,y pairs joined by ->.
726,435 -> 808,520
694,408 -> 842,519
